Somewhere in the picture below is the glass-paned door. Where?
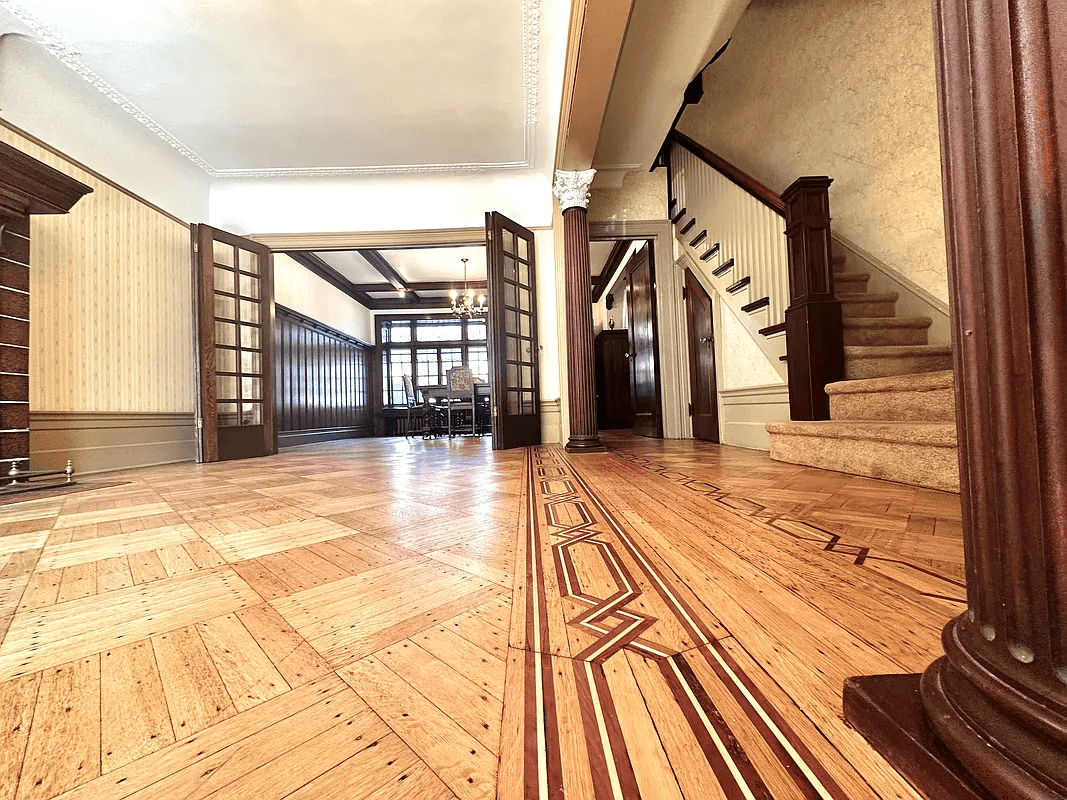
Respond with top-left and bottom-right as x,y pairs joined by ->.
485,211 -> 540,449
193,224 -> 276,461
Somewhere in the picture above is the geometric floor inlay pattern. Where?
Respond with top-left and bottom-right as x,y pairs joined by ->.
0,434 -> 962,799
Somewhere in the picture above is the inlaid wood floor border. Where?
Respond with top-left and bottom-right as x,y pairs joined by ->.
512,445 -> 851,800
609,448 -> 966,607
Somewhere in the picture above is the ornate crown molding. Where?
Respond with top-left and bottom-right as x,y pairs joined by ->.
553,169 -> 597,211
1,0 -> 542,178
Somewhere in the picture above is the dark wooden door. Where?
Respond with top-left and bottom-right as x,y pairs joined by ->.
684,269 -> 720,442
626,245 -> 663,438
485,212 -> 541,449
595,330 -> 633,429
193,224 -> 276,462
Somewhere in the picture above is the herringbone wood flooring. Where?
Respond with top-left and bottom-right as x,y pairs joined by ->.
0,434 -> 962,799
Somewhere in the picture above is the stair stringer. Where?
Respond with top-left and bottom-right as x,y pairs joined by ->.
675,247 -> 787,383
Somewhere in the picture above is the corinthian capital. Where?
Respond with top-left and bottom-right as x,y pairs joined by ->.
553,169 -> 597,211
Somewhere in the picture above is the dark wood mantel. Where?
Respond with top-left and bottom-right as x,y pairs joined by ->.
1,140 -> 92,470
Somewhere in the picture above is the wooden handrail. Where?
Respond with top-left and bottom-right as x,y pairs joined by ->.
669,131 -> 786,216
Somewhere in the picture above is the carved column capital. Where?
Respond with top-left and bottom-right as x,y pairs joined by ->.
553,169 -> 597,211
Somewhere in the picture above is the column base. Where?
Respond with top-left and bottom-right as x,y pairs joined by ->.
565,435 -> 607,453
842,673 -> 993,800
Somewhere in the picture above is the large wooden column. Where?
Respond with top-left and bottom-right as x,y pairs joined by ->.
0,143 -> 91,472
844,2 -> 1067,798
782,176 -> 843,420
554,169 -> 605,453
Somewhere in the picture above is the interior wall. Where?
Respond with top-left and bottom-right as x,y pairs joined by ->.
588,170 -> 669,223
0,34 -> 210,222
0,126 -> 195,415
677,0 -> 948,303
274,253 -> 374,344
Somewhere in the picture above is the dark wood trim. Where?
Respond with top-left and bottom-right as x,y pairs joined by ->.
670,207 -> 687,224
726,276 -> 750,294
275,303 -> 372,348
712,258 -> 735,277
0,140 -> 93,216
0,118 -> 187,226
741,297 -> 770,313
679,218 -> 696,236
758,322 -> 787,337
683,269 -> 719,443
286,251 -> 374,306
688,230 -> 707,248
670,131 -> 786,216
356,249 -> 419,299
699,243 -> 720,261
277,426 -> 373,449
349,280 -> 486,293
781,177 -> 842,421
592,240 -> 631,303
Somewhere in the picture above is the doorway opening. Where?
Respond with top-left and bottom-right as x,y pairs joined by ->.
589,238 -> 663,439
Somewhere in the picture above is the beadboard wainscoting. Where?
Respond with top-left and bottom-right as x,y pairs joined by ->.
29,411 -> 196,473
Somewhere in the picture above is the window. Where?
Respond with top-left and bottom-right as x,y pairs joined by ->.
379,316 -> 493,406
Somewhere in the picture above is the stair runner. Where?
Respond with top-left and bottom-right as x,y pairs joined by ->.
766,251 -> 959,492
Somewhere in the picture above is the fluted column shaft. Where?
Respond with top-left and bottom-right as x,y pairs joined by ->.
554,169 -> 604,453
917,1 -> 1067,796
561,206 -> 602,451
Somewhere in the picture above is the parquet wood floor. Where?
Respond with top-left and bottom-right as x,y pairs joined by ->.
0,434 -> 963,799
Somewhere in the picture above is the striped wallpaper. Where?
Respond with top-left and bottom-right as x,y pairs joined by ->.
0,124 -> 195,413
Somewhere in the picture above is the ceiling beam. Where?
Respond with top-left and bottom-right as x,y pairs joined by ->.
592,240 -> 631,303
285,251 -> 376,308
356,249 -> 419,300
348,280 -> 487,293
556,0 -> 637,171
365,297 -> 458,311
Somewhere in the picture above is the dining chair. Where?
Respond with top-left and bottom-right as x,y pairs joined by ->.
402,375 -> 424,437
445,366 -> 475,437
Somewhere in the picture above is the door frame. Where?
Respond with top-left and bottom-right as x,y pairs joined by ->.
588,220 -> 685,438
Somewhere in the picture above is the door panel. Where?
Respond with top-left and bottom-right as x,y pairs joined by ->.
194,224 -> 276,462
626,245 -> 663,438
486,212 -> 541,449
685,269 -> 720,442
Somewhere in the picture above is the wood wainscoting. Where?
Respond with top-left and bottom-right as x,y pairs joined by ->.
274,305 -> 372,448
29,411 -> 196,473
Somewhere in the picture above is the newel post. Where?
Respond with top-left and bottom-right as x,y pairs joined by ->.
781,176 -> 843,420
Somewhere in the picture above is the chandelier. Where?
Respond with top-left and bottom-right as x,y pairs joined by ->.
451,257 -> 487,317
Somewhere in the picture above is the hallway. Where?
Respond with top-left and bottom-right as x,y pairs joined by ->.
0,436 -> 962,799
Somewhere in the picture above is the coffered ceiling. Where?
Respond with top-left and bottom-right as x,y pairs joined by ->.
0,0 -> 537,176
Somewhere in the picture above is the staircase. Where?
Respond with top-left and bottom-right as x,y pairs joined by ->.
766,249 -> 959,492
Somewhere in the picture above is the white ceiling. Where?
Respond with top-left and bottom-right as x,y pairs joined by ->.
589,241 -> 616,277
316,245 -> 486,285
0,0 -> 536,176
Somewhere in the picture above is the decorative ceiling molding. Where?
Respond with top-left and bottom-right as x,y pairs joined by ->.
1,0 -> 542,178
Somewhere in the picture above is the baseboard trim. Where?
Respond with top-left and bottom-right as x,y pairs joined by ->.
278,426 -> 373,448
30,411 -> 196,474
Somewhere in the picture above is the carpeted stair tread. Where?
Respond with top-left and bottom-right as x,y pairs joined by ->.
842,316 -> 932,330
826,370 -> 953,396
845,344 -> 953,358
766,420 -> 957,446
837,292 -> 899,303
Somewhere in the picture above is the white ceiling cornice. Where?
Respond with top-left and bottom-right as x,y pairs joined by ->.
0,0 -> 542,178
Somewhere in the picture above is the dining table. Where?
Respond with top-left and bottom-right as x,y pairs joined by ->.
419,382 -> 491,436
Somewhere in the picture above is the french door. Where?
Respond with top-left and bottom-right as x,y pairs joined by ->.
485,212 -> 541,450
192,224 -> 276,462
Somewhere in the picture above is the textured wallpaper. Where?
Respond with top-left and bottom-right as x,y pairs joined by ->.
719,299 -> 784,390
678,0 -> 949,303
588,170 -> 669,222
0,126 -> 195,413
